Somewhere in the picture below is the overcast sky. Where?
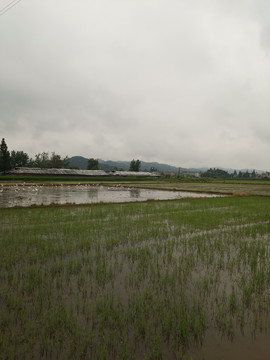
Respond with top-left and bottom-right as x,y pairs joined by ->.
1,0 -> 270,170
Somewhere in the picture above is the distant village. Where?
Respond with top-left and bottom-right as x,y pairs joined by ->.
163,168 -> 270,179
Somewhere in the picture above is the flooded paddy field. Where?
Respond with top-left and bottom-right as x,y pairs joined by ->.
1,196 -> 270,359
0,184 -> 219,208
126,180 -> 270,197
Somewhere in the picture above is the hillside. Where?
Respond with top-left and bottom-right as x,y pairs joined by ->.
68,156 -> 184,173
68,157 -> 267,175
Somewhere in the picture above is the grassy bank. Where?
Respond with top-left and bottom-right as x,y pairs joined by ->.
1,197 -> 270,359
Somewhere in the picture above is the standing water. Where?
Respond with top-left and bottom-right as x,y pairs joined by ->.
0,184 -> 219,208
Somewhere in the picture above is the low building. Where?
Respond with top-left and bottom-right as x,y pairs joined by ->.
4,167 -> 161,177
261,172 -> 269,178
163,171 -> 176,178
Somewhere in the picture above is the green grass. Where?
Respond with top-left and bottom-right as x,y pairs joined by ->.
1,197 -> 270,359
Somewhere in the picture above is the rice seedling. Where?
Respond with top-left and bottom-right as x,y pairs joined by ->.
0,196 -> 270,359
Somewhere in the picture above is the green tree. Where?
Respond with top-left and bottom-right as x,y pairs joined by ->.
135,159 -> 141,172
129,159 -> 136,171
201,168 -> 231,179
34,152 -> 69,168
129,159 -> 141,172
10,150 -> 29,168
49,152 -> 69,168
87,158 -> 99,170
0,138 -> 11,172
34,152 -> 50,168
243,171 -> 250,178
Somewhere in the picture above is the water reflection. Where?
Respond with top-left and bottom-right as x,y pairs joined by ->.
0,185 -> 220,208
129,189 -> 141,198
87,187 -> 99,200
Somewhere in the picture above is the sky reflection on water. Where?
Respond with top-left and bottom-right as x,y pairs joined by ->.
0,185 -> 218,208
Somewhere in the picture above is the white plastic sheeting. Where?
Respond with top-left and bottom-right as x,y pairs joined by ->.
6,167 -> 161,177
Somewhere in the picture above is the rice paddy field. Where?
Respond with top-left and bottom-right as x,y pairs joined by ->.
124,178 -> 270,197
1,195 -> 270,359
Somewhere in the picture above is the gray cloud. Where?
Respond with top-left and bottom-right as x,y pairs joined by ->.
0,0 -> 270,169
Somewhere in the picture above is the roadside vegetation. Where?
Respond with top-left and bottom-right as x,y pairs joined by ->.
1,196 -> 270,359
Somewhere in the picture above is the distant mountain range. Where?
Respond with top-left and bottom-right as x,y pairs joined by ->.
68,156 -> 185,172
68,156 -> 266,174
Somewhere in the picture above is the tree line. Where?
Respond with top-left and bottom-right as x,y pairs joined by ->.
0,138 -> 69,172
201,168 -> 259,179
87,158 -> 141,171
0,138 -> 142,173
